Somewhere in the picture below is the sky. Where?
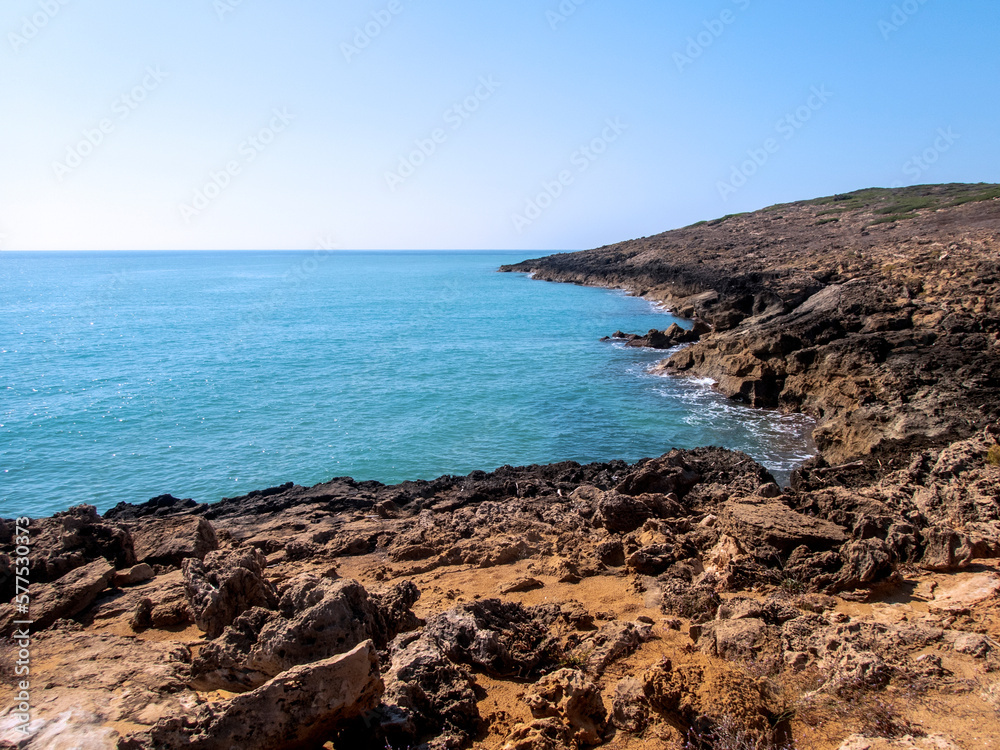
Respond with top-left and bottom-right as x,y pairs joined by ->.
0,0 -> 997,251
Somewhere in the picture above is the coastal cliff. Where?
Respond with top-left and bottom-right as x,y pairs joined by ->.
502,183 -> 1000,468
4,184 -> 1000,750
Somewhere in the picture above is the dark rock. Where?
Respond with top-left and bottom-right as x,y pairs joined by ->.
105,494 -> 201,521
378,631 -> 482,748
422,599 -> 560,678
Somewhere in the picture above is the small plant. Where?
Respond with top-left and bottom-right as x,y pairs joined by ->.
557,649 -> 590,670
987,444 -> 1000,466
779,578 -> 805,595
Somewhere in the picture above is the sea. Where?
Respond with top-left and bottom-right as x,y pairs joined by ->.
0,251 -> 815,519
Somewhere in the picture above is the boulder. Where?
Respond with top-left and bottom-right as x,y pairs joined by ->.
194,578 -> 419,689
183,548 -> 278,638
423,599 -> 560,678
139,640 -> 383,750
114,563 -> 155,587
379,631 -> 482,748
611,677 -> 649,733
247,578 -> 418,677
836,539 -> 894,591
6,558 -> 115,633
719,501 -> 848,556
133,515 -> 219,567
596,491 -> 682,534
699,618 -> 778,662
21,505 -> 134,585
642,658 -> 777,741
573,621 -> 653,674
507,669 -> 606,748
920,527 -> 974,571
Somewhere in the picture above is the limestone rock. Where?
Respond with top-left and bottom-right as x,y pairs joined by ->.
139,640 -> 383,750
508,669 -> 606,748
920,527 -> 974,571
611,677 -> 648,733
114,563 -> 155,587
132,515 -> 219,567
5,558 -> 115,633
379,631 -> 482,748
19,505 -> 134,585
183,548 -> 278,638
720,500 -> 848,555
423,599 -> 559,678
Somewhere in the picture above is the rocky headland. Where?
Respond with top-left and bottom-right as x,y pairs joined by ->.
4,184 -> 1000,750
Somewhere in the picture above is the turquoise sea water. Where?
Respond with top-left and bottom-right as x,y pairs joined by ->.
0,251 -> 814,519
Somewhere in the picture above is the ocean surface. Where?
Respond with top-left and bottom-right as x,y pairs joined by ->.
0,251 -> 815,519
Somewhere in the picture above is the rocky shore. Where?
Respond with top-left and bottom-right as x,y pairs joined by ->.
4,184 -> 1000,749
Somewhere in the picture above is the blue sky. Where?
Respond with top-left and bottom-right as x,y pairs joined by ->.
1,0 -> 997,251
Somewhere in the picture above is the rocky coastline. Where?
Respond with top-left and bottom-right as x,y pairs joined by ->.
4,184 -> 1000,749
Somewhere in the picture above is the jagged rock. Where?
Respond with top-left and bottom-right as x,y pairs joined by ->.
836,538 -> 895,591
716,597 -> 800,625
194,578 -> 419,689
19,506 -> 134,585
611,677 -> 648,733
4,558 -> 115,633
596,491 -> 682,533
502,717 -> 573,750
515,669 -> 607,747
183,548 -> 278,638
614,454 -> 700,498
132,515 -> 219,567
720,500 -> 848,556
657,578 -> 721,623
699,618 -> 779,662
247,578 -> 418,677
379,631 -> 482,748
920,527 -> 974,571
137,640 -> 383,750
574,620 -> 653,674
422,599 -> 560,678
105,494 -> 201,520
641,657 -> 777,741
953,633 -> 991,658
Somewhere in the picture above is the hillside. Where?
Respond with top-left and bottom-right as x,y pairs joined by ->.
502,184 -> 1000,469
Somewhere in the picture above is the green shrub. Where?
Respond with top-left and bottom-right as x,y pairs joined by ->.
988,445 -> 1000,466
